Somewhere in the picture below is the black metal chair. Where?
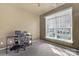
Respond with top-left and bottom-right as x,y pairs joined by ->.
6,30 -> 32,54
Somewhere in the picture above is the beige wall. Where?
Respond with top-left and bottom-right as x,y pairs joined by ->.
40,3 -> 79,49
0,4 -> 40,48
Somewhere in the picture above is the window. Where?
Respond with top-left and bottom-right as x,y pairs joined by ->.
45,7 -> 73,43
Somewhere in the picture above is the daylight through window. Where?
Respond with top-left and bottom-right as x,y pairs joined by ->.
45,7 -> 73,43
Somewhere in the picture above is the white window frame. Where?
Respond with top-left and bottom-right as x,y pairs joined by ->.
45,7 -> 73,43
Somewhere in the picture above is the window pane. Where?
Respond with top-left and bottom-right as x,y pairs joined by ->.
45,7 -> 73,43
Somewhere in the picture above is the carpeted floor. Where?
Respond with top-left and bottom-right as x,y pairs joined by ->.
0,40 -> 79,56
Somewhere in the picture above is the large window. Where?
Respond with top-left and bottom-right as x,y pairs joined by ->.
45,7 -> 73,43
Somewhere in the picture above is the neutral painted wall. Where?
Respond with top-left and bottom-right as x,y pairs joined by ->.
40,3 -> 79,49
0,4 -> 40,48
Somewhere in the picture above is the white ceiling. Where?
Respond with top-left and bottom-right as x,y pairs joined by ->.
17,3 -> 64,15
0,3 -> 64,15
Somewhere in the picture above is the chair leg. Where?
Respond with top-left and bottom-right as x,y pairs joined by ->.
16,49 -> 19,53
23,48 -> 26,50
